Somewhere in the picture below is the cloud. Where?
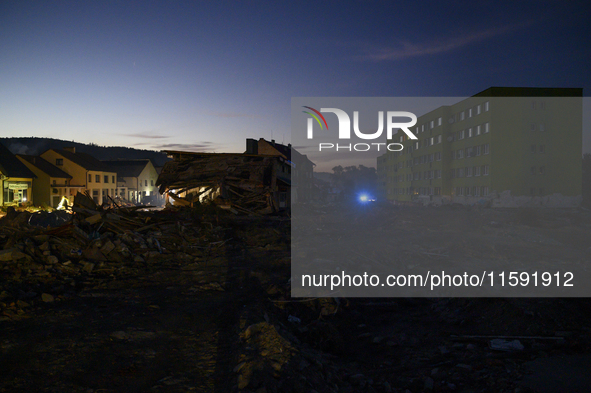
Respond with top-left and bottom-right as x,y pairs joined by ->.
364,22 -> 532,61
149,142 -> 224,151
206,110 -> 266,119
122,133 -> 170,139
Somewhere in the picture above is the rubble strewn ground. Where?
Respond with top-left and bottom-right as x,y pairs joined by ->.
1,198 -> 591,392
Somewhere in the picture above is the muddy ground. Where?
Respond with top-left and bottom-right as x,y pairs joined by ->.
1,204 -> 591,392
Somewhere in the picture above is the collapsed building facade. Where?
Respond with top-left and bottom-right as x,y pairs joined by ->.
156,151 -> 291,214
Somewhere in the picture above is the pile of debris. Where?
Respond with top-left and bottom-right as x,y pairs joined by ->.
0,192 -> 229,319
156,153 -> 283,215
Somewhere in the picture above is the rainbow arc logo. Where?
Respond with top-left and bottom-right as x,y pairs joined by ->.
302,106 -> 328,131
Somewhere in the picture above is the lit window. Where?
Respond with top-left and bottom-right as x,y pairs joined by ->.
430,120 -> 434,129
468,108 -> 472,118
484,101 -> 489,111
460,111 -> 465,121
476,125 -> 481,135
484,123 -> 490,133
438,117 -> 442,126
476,105 -> 481,115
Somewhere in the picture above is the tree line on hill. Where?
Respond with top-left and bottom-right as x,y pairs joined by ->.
0,137 -> 170,167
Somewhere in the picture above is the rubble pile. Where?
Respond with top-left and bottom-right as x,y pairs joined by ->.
0,192 -> 228,320
156,154 -> 280,214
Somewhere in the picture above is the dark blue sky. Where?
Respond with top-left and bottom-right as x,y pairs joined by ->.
1,1 -> 589,162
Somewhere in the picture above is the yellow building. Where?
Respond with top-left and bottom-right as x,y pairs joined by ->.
0,143 -> 36,206
16,155 -> 85,208
40,147 -> 118,205
377,87 -> 583,207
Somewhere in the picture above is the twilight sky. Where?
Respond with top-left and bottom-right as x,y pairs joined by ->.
1,1 -> 589,171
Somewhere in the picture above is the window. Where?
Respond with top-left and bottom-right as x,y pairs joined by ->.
151,180 -> 154,186
466,147 -> 473,157
112,176 -> 115,183
531,101 -> 537,110
539,166 -> 545,174
483,165 -> 489,175
476,105 -> 481,115
539,145 -> 545,153
458,130 -> 465,140
484,144 -> 490,154
430,120 -> 434,129
52,179 -> 57,185
465,187 -> 471,196
484,122 -> 490,133
437,134 -> 442,144
460,111 -> 465,121
468,128 -> 473,138
89,174 -> 92,182
415,141 -> 420,150
484,101 -> 489,111
466,167 -> 473,177
476,125 -> 481,135
481,186 -> 489,196
476,145 -> 482,156
474,166 -> 480,176
430,137 -> 434,146
104,175 -> 108,183
56,159 -> 63,166
468,108 -> 472,118
436,152 -> 442,161
145,180 -> 148,186
96,175 -> 100,183
438,117 -> 442,126
539,123 -> 545,132
540,102 -> 546,110
457,149 -> 464,159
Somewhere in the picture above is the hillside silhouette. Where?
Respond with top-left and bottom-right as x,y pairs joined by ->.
0,137 -> 171,167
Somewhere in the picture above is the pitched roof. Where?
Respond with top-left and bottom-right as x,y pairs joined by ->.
258,138 -> 314,165
0,143 -> 36,179
17,155 -> 72,178
49,149 -> 112,171
102,159 -> 151,178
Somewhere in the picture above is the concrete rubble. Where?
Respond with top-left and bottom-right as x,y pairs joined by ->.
1,197 -> 591,392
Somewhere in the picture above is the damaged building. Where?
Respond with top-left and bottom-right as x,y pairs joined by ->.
156,139 -> 314,214
156,151 -> 291,214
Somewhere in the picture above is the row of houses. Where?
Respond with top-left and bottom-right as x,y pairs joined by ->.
0,145 -> 162,207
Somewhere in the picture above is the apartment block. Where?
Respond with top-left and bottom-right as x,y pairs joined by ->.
377,87 -> 583,207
